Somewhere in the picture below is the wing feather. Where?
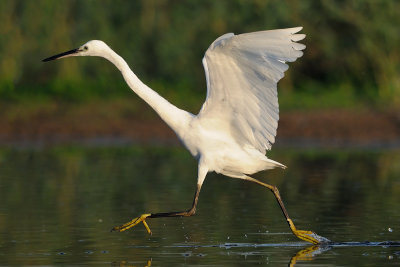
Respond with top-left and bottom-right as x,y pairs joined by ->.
199,27 -> 305,153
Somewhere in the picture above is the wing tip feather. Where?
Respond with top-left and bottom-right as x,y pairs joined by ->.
290,26 -> 303,33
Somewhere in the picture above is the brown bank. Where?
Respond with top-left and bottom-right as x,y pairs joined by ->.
1,100 -> 400,148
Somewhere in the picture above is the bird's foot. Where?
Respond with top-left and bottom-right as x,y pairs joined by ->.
292,229 -> 329,244
288,219 -> 330,244
111,213 -> 152,234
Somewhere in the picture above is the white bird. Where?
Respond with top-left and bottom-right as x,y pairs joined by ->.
43,27 -> 329,244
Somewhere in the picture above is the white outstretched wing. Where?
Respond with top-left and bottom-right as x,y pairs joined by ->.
198,27 -> 305,154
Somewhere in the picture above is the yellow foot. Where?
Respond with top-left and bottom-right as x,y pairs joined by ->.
293,229 -> 321,244
288,219 -> 330,244
112,213 -> 152,234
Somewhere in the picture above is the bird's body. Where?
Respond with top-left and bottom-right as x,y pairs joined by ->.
43,27 -> 329,244
181,115 -> 285,179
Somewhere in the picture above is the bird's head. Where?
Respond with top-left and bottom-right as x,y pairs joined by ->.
42,40 -> 111,62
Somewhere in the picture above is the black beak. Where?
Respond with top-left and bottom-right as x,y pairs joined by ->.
42,48 -> 79,62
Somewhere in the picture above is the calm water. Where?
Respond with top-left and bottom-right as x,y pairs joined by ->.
0,146 -> 399,266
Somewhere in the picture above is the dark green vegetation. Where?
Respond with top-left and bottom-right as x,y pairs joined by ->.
0,147 -> 399,265
1,0 -> 399,110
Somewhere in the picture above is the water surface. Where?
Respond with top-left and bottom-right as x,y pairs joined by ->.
0,146 -> 399,266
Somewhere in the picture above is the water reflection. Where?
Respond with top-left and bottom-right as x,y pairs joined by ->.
0,146 -> 399,265
112,259 -> 152,267
289,245 -> 322,266
290,241 -> 400,266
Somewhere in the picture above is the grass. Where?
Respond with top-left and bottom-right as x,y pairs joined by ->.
279,82 -> 369,111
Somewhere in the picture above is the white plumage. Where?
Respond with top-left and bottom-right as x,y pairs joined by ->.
44,26 -> 306,199
187,27 -> 305,182
42,27 -> 328,245
200,27 -> 305,154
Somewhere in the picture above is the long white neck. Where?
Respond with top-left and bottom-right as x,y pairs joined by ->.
102,48 -> 193,138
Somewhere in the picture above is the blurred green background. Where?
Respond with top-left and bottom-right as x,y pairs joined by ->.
1,0 -> 399,111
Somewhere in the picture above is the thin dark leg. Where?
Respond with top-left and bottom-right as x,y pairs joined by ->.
150,184 -> 201,218
112,184 -> 201,233
244,177 -> 290,221
244,176 -> 327,244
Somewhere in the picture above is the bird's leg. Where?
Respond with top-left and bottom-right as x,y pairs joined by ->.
244,176 -> 329,244
111,184 -> 201,233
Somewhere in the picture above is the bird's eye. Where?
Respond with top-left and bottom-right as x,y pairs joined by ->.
84,45 -> 88,51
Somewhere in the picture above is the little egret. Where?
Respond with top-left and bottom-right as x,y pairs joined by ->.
43,27 -> 329,244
